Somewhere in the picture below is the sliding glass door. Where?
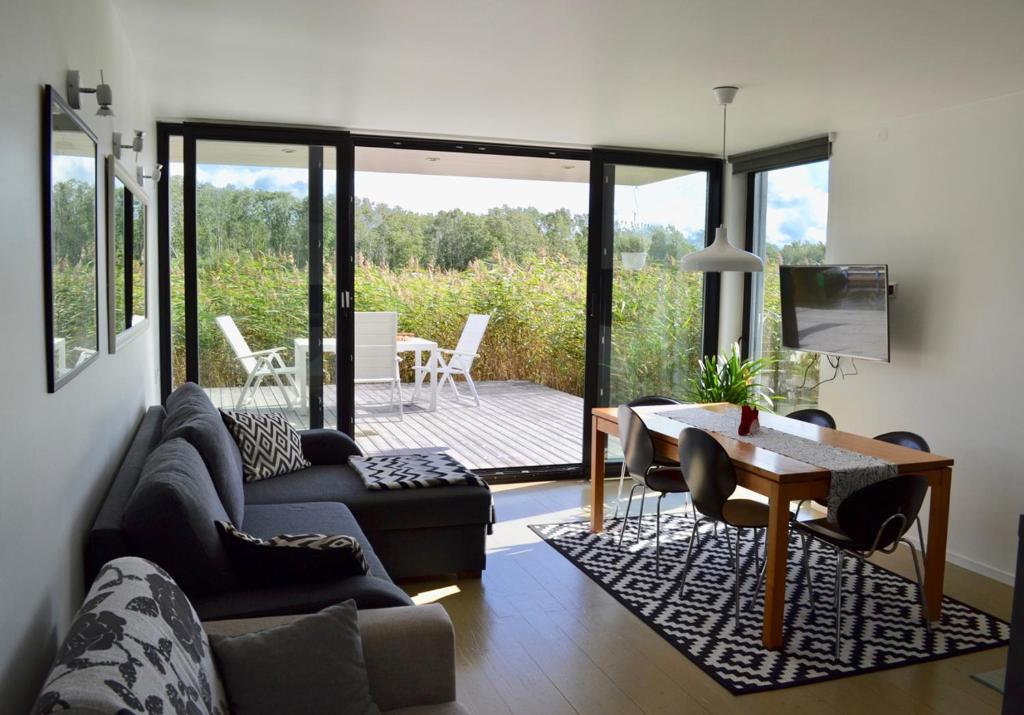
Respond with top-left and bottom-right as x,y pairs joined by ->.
169,126 -> 350,429
585,151 -> 721,463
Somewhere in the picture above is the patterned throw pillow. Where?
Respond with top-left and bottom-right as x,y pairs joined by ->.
216,521 -> 370,587
220,411 -> 311,482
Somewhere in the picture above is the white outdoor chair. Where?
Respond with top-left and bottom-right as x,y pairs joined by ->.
215,315 -> 299,410
355,311 -> 403,417
417,313 -> 490,407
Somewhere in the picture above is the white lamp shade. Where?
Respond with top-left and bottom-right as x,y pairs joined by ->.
680,227 -> 764,273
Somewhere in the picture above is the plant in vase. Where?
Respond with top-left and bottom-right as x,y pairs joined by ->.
617,231 -> 650,271
685,343 -> 774,435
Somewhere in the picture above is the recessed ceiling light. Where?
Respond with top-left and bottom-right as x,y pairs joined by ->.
425,156 -> 441,162
562,164 -> 575,170
282,148 -> 297,154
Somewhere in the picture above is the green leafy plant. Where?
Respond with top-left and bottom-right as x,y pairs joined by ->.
616,231 -> 650,254
686,343 -> 774,410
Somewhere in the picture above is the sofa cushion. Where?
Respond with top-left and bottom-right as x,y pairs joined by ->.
216,520 -> 370,587
242,464 -> 492,532
124,438 -> 239,596
33,556 -> 229,715
241,502 -> 391,580
221,410 -> 311,482
162,382 -> 246,525
210,600 -> 380,715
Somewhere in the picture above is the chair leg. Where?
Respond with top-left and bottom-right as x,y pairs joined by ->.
723,525 -> 736,568
612,462 -> 628,520
904,538 -> 934,633
753,534 -> 768,595
635,486 -> 647,543
799,532 -> 815,605
463,370 -> 481,407
834,548 -> 844,662
655,493 -> 665,574
677,517 -> 704,598
618,483 -> 640,549
753,528 -> 761,575
734,527 -> 744,626
689,492 -> 697,521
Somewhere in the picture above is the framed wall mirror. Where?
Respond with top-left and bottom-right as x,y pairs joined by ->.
105,156 -> 148,351
43,85 -> 99,392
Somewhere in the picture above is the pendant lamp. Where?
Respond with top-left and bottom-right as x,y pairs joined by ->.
681,86 -> 764,273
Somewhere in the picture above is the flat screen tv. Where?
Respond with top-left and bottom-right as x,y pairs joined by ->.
779,264 -> 890,362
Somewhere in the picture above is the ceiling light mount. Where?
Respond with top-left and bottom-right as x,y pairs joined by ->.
112,130 -> 144,160
680,85 -> 764,273
67,69 -> 114,116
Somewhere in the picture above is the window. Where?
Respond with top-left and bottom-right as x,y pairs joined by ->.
748,160 -> 829,413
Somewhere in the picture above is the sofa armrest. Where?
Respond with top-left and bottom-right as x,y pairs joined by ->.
299,428 -> 363,464
204,604 -> 456,711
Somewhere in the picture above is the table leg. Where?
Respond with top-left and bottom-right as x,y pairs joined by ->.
763,483 -> 791,650
413,349 -> 423,401
590,419 -> 606,533
428,349 -> 438,412
924,467 -> 952,622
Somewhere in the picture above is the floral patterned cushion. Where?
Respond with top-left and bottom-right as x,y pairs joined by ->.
34,556 -> 228,715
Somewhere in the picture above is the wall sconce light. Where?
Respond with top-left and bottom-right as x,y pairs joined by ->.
67,69 -> 114,117
137,164 -> 163,184
113,130 -> 145,160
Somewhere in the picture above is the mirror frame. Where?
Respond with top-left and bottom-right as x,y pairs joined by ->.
42,84 -> 100,392
105,155 -> 149,352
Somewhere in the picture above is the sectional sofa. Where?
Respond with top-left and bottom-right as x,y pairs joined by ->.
86,382 -> 492,619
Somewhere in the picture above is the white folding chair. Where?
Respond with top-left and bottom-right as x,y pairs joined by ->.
417,314 -> 489,407
215,315 -> 299,409
354,311 -> 403,417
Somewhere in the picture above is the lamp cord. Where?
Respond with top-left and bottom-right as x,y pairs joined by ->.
720,103 -> 728,230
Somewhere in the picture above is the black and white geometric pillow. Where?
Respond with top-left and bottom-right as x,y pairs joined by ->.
349,452 -> 487,490
220,411 -> 311,482
216,521 -> 370,586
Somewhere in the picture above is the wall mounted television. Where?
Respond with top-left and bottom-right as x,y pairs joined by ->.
779,264 -> 890,362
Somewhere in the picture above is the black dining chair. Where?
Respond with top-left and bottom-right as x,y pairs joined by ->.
874,431 -> 931,562
676,427 -> 770,625
787,408 -> 837,429
792,475 -> 932,662
616,405 -> 692,573
612,395 -> 682,519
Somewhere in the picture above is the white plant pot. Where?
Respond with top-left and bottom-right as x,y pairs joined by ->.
620,252 -> 647,271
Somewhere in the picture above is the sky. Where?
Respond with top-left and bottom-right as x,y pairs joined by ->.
186,157 -> 828,245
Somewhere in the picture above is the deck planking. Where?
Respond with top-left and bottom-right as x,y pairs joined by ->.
204,380 -> 584,470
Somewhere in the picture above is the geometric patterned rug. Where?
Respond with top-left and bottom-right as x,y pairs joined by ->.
529,513 -> 1010,694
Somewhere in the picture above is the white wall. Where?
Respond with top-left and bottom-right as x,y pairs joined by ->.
0,1 -> 158,710
820,91 -> 1024,583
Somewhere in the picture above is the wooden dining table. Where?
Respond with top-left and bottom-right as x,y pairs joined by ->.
589,403 -> 954,651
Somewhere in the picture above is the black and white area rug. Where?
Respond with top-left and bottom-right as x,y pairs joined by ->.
529,514 -> 1009,694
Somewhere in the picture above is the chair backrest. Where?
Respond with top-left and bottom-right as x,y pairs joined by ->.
216,315 -> 257,374
874,431 -> 931,453
617,405 -> 656,479
449,314 -> 490,371
354,311 -> 398,381
677,427 -> 736,521
787,408 -> 837,429
836,476 -> 930,552
628,395 -> 682,407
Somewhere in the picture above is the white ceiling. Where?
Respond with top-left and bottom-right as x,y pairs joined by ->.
114,0 -> 1024,155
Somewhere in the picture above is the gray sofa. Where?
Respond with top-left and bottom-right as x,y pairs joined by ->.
86,382 -> 492,620
33,557 -> 469,715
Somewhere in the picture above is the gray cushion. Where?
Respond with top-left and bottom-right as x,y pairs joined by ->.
162,382 -> 246,525
33,556 -> 229,715
123,438 -> 239,596
242,464 -> 492,531
210,600 -> 380,715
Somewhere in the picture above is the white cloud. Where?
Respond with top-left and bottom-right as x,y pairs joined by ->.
764,161 -> 829,247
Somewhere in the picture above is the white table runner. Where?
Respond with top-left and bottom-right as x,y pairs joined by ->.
661,407 -> 897,514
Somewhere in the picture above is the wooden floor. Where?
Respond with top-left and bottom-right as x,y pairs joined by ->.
400,480 -> 1012,715
204,380 -> 584,470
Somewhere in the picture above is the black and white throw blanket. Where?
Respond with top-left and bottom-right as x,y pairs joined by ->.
349,452 -> 487,491
662,406 -> 897,514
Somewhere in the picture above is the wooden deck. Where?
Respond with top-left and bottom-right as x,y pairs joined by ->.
204,380 -> 584,470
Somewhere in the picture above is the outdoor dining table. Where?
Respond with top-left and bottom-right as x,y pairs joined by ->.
589,402 -> 954,651
294,336 -> 440,412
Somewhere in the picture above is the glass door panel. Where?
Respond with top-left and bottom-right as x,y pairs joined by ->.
607,165 -> 709,405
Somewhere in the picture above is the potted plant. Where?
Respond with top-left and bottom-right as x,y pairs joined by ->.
617,232 -> 650,271
685,343 -> 774,435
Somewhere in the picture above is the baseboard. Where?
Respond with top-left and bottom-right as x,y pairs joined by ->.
946,549 -> 1015,586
